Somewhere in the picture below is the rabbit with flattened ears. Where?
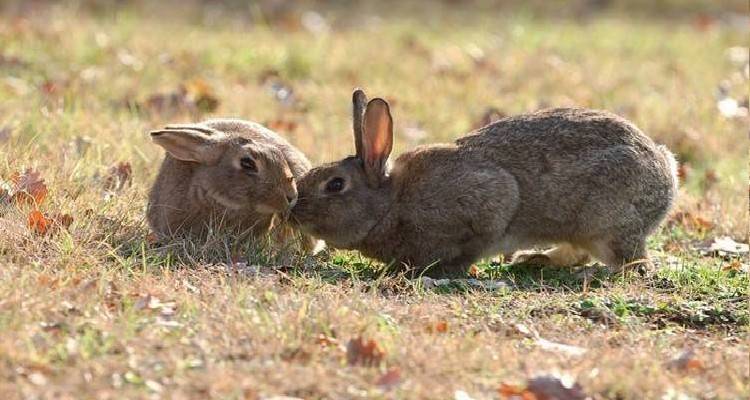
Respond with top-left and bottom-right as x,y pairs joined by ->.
291,89 -> 678,277
148,119 -> 314,249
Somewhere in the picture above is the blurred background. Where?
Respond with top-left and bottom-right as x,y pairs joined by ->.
0,0 -> 747,236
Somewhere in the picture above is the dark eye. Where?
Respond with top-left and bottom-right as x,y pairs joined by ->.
240,157 -> 257,173
325,177 -> 345,193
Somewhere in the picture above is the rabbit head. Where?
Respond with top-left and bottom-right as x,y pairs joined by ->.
150,125 -> 298,215
292,89 -> 394,248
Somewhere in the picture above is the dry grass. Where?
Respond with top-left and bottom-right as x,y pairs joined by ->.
0,1 -> 748,399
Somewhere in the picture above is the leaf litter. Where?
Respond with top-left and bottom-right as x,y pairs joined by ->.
346,336 -> 385,367
499,374 -> 589,400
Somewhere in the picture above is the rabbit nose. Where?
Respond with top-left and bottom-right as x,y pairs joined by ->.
286,194 -> 297,208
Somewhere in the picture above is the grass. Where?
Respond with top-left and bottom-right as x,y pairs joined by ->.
0,1 -> 748,399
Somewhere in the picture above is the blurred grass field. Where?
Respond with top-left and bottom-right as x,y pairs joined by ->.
0,1 -> 748,399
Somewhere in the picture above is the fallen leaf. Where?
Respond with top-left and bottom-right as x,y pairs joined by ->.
104,161 -> 132,192
499,375 -> 588,400
722,260 -> 749,273
346,336 -> 384,367
376,367 -> 401,390
138,79 -> 219,116
676,163 -> 691,180
51,213 -> 73,229
183,78 -> 220,113
695,236 -> 749,259
668,211 -> 713,233
426,320 -> 449,333
499,383 -> 535,400
10,169 -> 47,205
526,376 -> 588,400
27,210 -> 50,235
667,349 -> 705,373
145,232 -> 159,245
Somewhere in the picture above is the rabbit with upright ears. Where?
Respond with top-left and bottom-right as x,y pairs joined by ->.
147,119 -> 312,245
291,89 -> 678,277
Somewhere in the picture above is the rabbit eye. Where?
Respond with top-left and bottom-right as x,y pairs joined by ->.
325,177 -> 345,193
240,157 -> 257,173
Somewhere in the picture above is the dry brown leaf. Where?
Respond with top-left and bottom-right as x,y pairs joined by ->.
27,210 -> 49,235
676,163 -> 691,180
376,367 -> 402,390
668,349 -> 705,373
104,161 -> 132,191
139,79 -> 219,116
183,78 -> 220,113
668,211 -> 714,233
427,320 -> 449,333
499,375 -> 588,400
10,169 -> 47,205
346,336 -> 385,367
499,383 -> 537,400
145,232 -> 159,245
27,210 -> 72,235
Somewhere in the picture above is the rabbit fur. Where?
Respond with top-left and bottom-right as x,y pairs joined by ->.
147,119 -> 312,243
291,89 -> 678,277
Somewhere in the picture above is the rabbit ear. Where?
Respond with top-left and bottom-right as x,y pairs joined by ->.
362,98 -> 393,186
149,127 -> 225,164
352,88 -> 367,158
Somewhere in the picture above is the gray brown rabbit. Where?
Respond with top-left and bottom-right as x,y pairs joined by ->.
291,89 -> 678,277
147,119 -> 312,245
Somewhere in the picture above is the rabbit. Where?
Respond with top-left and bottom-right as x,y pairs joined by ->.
291,89 -> 678,277
147,118 -> 314,247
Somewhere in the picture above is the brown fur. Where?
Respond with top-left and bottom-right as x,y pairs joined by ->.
147,119 -> 312,242
292,90 -> 678,277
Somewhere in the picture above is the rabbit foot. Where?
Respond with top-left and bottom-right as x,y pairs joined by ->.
586,235 -> 651,275
512,243 -> 591,267
511,251 -> 553,266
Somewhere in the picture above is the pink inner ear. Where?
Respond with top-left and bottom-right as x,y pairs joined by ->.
363,101 -> 393,165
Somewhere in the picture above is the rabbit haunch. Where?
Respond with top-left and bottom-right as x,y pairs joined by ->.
147,119 -> 311,239
291,89 -> 678,277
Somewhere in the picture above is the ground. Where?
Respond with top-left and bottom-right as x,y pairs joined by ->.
0,1 -> 748,399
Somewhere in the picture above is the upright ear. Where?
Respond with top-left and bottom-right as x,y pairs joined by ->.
361,98 -> 393,187
352,88 -> 367,158
149,126 -> 225,164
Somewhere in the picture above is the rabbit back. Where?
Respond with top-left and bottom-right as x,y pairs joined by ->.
458,108 -> 677,246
